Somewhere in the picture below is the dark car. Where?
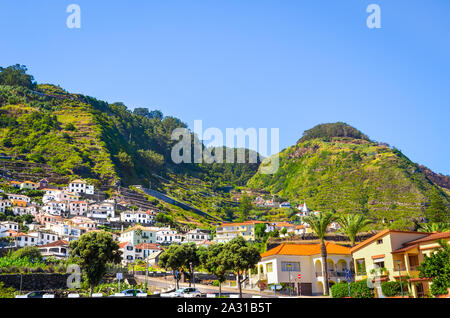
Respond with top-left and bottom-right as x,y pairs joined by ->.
23,291 -> 49,298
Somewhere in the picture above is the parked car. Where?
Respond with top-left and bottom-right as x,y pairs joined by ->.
23,291 -> 49,298
161,287 -> 202,298
112,289 -> 144,297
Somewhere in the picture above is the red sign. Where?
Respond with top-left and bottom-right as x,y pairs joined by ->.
298,274 -> 302,280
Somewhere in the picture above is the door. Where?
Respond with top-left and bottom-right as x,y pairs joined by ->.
299,283 -> 312,296
416,283 -> 424,298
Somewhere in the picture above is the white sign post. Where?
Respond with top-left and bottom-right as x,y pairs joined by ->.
116,272 -> 123,293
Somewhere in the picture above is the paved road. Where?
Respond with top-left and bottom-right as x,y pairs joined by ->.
135,275 -> 272,298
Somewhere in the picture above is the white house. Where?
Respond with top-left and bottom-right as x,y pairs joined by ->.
280,202 -> 292,208
69,216 -> 97,230
42,201 -> 67,216
68,179 -> 94,195
7,193 -> 31,203
14,233 -> 38,247
119,241 -> 135,265
156,228 -> 184,244
0,221 -> 19,238
135,243 -> 163,260
0,199 -> 11,212
28,229 -> 59,246
46,223 -> 85,242
120,210 -> 154,224
249,242 -> 353,296
69,201 -> 88,216
185,229 -> 210,242
20,181 -> 39,190
88,202 -> 115,219
13,205 -> 38,216
119,225 -> 159,245
38,240 -> 70,259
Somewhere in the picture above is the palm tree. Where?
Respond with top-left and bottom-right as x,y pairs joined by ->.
419,222 -> 450,233
303,211 -> 334,296
338,214 -> 372,247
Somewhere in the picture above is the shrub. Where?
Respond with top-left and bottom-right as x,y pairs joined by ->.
350,279 -> 374,298
331,282 -> 350,298
212,280 -> 220,287
0,282 -> 16,298
381,281 -> 408,297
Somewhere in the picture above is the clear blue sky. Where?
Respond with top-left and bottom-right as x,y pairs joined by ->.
1,0 -> 449,175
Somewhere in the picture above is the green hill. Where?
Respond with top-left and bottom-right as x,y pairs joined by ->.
0,65 -> 261,225
248,123 -> 450,230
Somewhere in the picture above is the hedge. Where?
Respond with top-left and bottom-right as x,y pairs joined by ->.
381,281 -> 408,297
331,280 -> 374,298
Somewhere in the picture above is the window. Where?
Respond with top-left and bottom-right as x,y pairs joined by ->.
376,239 -> 383,245
281,262 -> 300,272
266,263 -> 273,273
356,259 -> 366,275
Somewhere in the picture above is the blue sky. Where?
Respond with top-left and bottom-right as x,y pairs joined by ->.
0,0 -> 449,175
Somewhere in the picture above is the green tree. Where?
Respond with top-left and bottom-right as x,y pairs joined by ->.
218,237 -> 261,298
419,222 -> 450,233
159,243 -> 200,289
69,231 -> 121,296
199,243 -> 228,297
115,150 -> 134,170
426,189 -> 449,223
418,240 -> 450,296
254,223 -> 267,241
337,214 -> 372,246
303,211 -> 335,296
11,246 -> 42,263
238,192 -> 252,222
0,64 -> 36,89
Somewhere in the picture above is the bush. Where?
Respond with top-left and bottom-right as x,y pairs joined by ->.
381,281 -> 408,297
212,280 -> 220,287
350,279 -> 375,298
0,282 -> 16,298
331,282 -> 350,298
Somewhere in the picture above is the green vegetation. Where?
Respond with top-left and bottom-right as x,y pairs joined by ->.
69,231 -> 121,296
248,123 -> 450,230
0,64 -> 36,89
418,240 -> 450,296
381,281 -> 408,297
298,122 -> 370,143
303,211 -> 335,295
0,247 -> 67,274
338,214 -> 373,246
331,279 -> 374,298
158,243 -> 201,290
0,282 -> 16,298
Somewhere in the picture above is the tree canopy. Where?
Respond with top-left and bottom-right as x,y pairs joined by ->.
0,64 -> 36,89
69,231 -> 121,295
418,240 -> 450,296
298,122 -> 371,143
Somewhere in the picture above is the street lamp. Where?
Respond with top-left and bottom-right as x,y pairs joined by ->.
189,261 -> 195,288
396,260 -> 404,298
286,264 -> 292,296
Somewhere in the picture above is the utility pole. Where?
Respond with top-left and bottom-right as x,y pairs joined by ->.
287,264 -> 292,296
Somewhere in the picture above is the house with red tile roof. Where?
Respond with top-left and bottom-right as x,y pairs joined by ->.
250,242 -> 352,296
351,229 -> 450,298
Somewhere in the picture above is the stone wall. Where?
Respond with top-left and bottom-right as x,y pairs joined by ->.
0,274 -> 70,291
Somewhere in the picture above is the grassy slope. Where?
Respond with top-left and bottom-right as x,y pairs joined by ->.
0,84 -> 118,184
248,137 -> 450,230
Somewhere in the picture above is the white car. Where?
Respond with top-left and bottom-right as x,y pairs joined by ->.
161,287 -> 202,298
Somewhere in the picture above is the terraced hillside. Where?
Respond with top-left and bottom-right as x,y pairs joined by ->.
248,123 -> 450,230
